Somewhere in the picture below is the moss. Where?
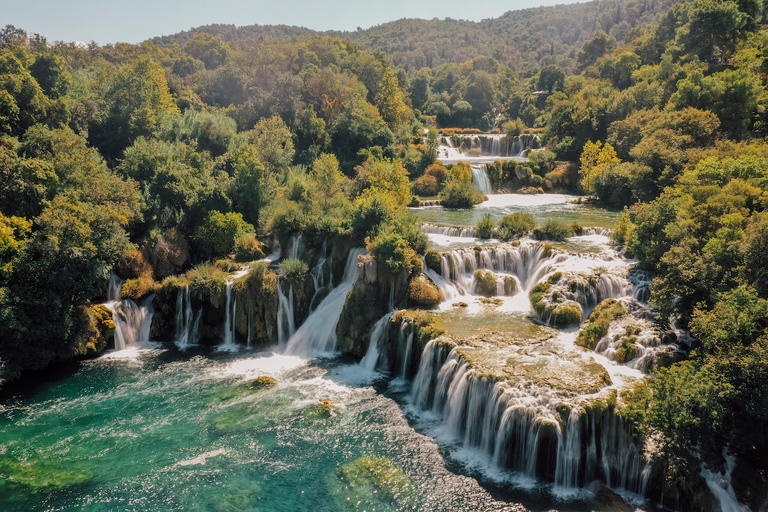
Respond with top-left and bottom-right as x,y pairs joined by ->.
576,299 -> 628,350
424,250 -> 441,273
615,337 -> 639,363
246,376 -> 278,390
213,258 -> 240,273
338,457 -> 416,506
473,269 -> 497,297
503,276 -> 518,295
187,263 -> 227,307
407,274 -> 443,308
0,456 -> 93,489
315,398 -> 337,418
551,301 -> 583,327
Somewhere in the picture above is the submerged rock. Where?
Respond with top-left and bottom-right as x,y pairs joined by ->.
246,376 -> 278,390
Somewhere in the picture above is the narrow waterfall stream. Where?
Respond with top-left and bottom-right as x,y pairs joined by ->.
105,274 -> 155,350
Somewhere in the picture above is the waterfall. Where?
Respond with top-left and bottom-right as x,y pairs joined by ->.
284,249 -> 365,357
360,313 -> 392,371
470,164 -> 493,194
309,241 -> 332,312
277,280 -> 295,346
409,340 -> 650,493
435,133 -> 540,162
399,321 -> 414,379
175,286 -> 201,348
105,274 -> 154,350
422,223 -> 478,238
701,454 -> 751,512
220,268 -> 250,351
220,280 -> 238,351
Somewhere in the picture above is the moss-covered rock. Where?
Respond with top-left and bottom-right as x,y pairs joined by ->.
0,456 -> 94,489
407,274 -> 443,308
473,269 -> 497,297
120,276 -> 157,301
72,304 -> 114,357
614,336 -> 639,363
551,301 -> 583,327
576,299 -> 627,350
246,376 -> 278,390
424,250 -> 441,273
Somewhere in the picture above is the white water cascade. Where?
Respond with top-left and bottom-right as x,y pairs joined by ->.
175,286 -> 201,349
220,269 -> 250,351
437,134 -> 539,162
284,249 -> 365,357
105,274 -> 155,350
277,281 -> 296,346
422,223 -> 479,238
470,164 -> 493,195
360,284 -> 396,371
409,340 -> 650,492
701,455 -> 751,512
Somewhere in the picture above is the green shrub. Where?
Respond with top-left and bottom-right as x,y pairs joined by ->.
280,258 -> 309,288
533,219 -> 570,241
187,263 -> 227,306
412,174 -> 439,196
439,180 -> 485,208
498,212 -> 535,241
615,336 -> 639,363
234,234 -> 266,262
424,163 -> 448,184
195,211 -> 255,259
569,222 -> 583,236
476,213 -> 495,239
120,276 -> 157,300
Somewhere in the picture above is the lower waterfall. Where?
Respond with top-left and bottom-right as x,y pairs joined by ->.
284,249 -> 365,357
105,274 -> 154,350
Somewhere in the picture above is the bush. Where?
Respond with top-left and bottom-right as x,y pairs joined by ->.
424,163 -> 448,184
534,219 -> 570,241
476,213 -> 495,239
407,274 -> 443,308
280,258 -> 309,288
439,180 -> 485,208
412,174 -> 439,196
187,263 -> 227,306
195,211 -> 255,259
498,213 -> 535,241
234,234 -> 265,262
120,276 -> 157,300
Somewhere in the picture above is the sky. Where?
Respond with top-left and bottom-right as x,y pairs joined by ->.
3,0 -> 586,45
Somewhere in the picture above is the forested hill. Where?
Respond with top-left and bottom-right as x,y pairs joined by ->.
151,0 -> 676,72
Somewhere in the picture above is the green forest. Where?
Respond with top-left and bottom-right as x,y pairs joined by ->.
2,0 -> 768,507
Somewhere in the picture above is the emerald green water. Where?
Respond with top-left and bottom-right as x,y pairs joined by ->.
0,345 -> 624,512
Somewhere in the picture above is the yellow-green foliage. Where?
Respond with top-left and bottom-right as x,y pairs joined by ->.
551,301 -> 583,327
407,274 -> 443,308
72,304 -> 114,356
576,298 -> 627,350
187,263 -> 227,308
120,276 -> 157,300
234,234 -> 266,262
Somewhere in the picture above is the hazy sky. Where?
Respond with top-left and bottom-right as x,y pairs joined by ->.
3,0 -> 586,45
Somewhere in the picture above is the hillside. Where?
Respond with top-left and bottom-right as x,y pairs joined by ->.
151,0 -> 676,72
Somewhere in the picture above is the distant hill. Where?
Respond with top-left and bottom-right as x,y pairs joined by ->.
151,0 -> 676,72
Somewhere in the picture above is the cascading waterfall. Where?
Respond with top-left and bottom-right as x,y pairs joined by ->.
422,223 -> 479,238
284,249 -> 365,357
470,164 -> 493,195
105,273 -> 154,350
309,241 -> 332,312
220,269 -> 250,351
360,283 -> 396,371
360,313 -> 392,371
399,320 -> 414,379
277,280 -> 296,346
175,286 -> 201,348
437,134 -> 540,160
409,341 -> 650,492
